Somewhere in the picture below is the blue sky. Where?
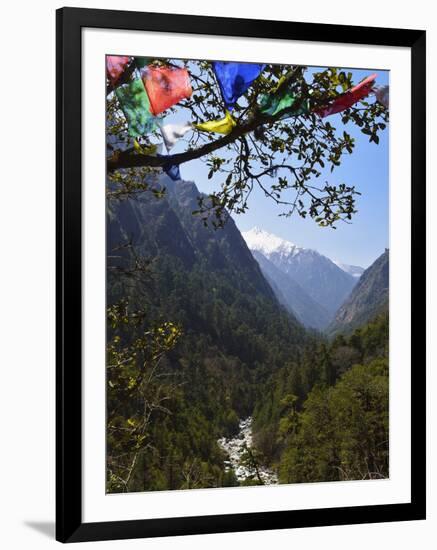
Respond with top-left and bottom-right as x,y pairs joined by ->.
159,65 -> 389,268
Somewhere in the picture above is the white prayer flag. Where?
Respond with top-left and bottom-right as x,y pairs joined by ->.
160,122 -> 193,151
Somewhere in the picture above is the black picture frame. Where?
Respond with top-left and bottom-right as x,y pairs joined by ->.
56,6 -> 426,543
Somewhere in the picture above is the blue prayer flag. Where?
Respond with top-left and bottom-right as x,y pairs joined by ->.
158,153 -> 182,181
165,163 -> 181,181
212,62 -> 265,110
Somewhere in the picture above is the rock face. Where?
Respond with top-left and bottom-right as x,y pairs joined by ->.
252,250 -> 331,330
243,227 -> 358,325
328,249 -> 389,334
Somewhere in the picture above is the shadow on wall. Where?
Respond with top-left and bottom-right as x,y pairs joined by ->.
24,521 -> 54,539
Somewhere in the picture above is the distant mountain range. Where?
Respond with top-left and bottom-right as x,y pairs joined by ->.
333,261 -> 365,279
328,249 -> 389,335
108,176 -> 386,336
242,227 -> 361,329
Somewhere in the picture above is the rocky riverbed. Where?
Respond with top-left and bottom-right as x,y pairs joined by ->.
218,417 -> 278,485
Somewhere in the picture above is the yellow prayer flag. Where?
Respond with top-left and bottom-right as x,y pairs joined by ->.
194,110 -> 237,135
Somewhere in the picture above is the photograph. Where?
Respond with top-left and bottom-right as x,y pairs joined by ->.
106,55 -> 390,494
0,1 -> 430,547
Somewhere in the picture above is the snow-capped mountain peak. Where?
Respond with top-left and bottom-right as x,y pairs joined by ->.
242,227 -> 304,258
242,226 -> 359,317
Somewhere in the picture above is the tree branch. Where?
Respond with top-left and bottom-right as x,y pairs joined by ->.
108,116 -> 264,171
107,66 -> 305,172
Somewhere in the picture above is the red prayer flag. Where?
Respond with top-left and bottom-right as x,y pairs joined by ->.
106,56 -> 131,86
142,66 -> 192,115
316,73 -> 377,118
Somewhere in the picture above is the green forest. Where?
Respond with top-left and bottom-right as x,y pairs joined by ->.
106,185 -> 389,492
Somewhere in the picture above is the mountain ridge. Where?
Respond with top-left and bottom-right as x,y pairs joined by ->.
328,249 -> 389,335
242,227 -> 358,318
251,250 -> 332,330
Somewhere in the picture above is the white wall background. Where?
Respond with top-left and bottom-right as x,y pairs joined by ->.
0,1 -> 433,548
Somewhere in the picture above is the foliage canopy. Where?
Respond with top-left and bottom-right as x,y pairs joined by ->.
107,62 -> 388,228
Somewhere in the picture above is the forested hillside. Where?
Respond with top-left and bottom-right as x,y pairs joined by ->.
253,313 -> 389,482
106,177 -> 307,492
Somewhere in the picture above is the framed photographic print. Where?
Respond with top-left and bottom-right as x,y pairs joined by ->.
56,7 -> 426,543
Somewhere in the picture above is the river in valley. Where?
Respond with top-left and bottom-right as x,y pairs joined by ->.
218,417 -> 278,485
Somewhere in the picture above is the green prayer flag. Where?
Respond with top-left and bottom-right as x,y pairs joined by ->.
115,79 -> 157,137
260,88 -> 309,119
